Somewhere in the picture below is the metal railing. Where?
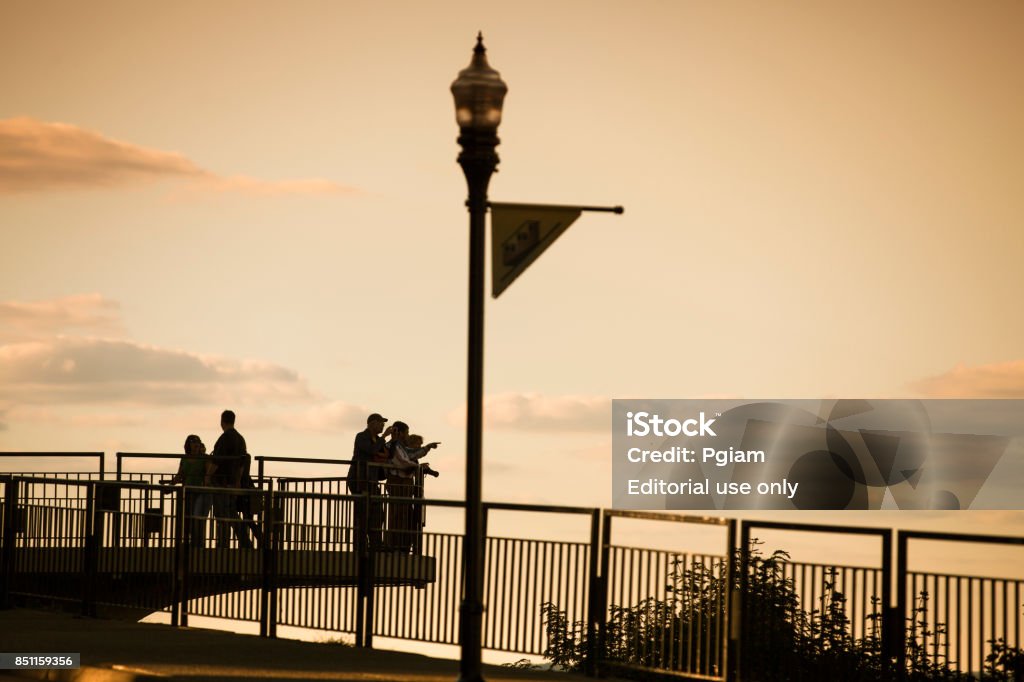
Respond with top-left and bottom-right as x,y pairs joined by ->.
0,474 -> 738,678
738,521 -> 894,682
599,510 -> 735,681
481,503 -> 598,658
899,530 -> 1024,678
3,467 -> 1024,681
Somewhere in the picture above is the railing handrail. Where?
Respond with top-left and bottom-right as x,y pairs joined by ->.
116,453 -> 412,472
899,528 -> 1024,546
0,452 -> 104,457
773,558 -> 884,572
606,509 -> 732,526
0,452 -> 435,489
254,455 -> 350,465
117,452 -> 326,461
274,476 -> 350,482
908,568 -> 1024,581
0,452 -> 104,478
116,452 -> 195,459
483,501 -> 598,515
743,519 -> 895,537
272,488 -> 461,507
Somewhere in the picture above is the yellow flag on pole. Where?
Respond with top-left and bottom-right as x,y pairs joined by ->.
490,202 -> 583,298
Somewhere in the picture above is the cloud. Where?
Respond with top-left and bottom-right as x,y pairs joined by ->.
0,295 -> 368,438
447,392 -> 610,432
182,175 -> 355,198
0,406 -> 145,429
0,337 -> 318,407
0,117 -> 356,196
909,361 -> 1024,398
245,401 -> 368,433
68,413 -> 147,428
0,293 -> 124,342
569,440 -> 613,461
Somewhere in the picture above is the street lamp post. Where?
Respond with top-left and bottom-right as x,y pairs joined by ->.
451,33 -> 507,682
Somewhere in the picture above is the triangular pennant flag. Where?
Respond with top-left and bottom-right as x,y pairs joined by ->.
490,203 -> 582,298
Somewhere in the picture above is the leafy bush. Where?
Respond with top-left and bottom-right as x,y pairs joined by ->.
985,638 -> 1024,681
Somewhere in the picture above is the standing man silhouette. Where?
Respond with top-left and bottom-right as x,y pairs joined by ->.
210,409 -> 252,549
348,413 -> 391,550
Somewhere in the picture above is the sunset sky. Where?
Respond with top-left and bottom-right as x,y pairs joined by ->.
2,0 -> 1024,553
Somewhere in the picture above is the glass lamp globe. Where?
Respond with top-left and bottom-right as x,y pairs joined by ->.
451,33 -> 507,132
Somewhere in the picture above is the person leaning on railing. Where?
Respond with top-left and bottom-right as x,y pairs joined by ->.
170,434 -> 214,546
384,422 -> 439,553
406,434 -> 441,480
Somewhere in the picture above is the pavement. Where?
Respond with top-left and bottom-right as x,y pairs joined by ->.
0,609 -> 597,682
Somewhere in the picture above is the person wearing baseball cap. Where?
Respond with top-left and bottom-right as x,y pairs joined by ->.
347,412 -> 392,550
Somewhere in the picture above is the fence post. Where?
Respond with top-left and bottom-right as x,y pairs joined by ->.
82,482 -> 98,617
890,530 -> 906,680
171,487 -> 185,627
725,519 -> 738,682
413,469 -> 425,557
260,483 -> 277,638
259,484 -> 268,638
181,486 -> 192,627
734,521 -> 752,682
480,504 -> 490,652
355,487 -> 370,648
1,478 -> 18,609
595,510 -> 612,677
364,485 -> 379,649
271,486 -> 281,638
585,509 -> 602,677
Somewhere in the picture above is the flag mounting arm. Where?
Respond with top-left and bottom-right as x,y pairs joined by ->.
488,202 -> 624,214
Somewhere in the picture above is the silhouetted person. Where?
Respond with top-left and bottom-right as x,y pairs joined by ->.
385,423 -> 439,552
210,409 -> 252,549
347,413 -> 391,551
171,434 -> 213,546
405,434 -> 441,479
236,451 -> 263,547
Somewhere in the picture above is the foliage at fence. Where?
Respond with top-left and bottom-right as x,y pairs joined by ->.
537,541 -> 1024,681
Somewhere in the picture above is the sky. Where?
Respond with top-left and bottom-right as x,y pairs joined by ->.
2,0 -> 1024,573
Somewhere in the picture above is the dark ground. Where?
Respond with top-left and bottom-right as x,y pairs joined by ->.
0,608 -> 597,682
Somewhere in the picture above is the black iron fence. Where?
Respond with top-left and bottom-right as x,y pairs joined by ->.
0,473 -> 735,679
899,530 -> 1024,678
2,456 -> 1024,681
598,510 -> 734,680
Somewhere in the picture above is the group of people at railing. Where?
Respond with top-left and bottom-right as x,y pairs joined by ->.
346,412 -> 440,554
168,409 -> 440,553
